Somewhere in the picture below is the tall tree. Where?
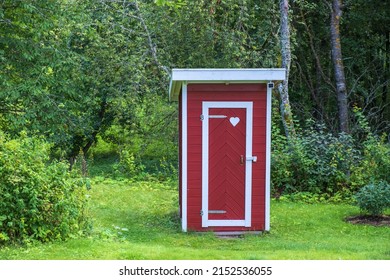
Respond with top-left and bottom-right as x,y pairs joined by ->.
278,0 -> 295,139
326,0 -> 349,133
0,0 -> 144,166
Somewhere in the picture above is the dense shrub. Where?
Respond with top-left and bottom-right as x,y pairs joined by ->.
354,181 -> 390,216
271,111 -> 390,197
113,146 -> 177,181
350,134 -> 390,189
0,133 -> 90,244
271,122 -> 359,195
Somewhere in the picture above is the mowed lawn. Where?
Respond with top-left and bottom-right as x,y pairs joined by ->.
1,178 -> 389,260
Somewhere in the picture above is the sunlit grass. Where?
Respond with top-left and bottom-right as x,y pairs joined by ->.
0,178 -> 389,260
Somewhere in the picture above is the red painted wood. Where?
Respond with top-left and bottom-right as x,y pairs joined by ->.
183,83 -> 267,232
208,107 -> 246,221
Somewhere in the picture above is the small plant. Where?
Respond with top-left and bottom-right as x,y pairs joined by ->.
114,147 -> 145,178
354,181 -> 390,216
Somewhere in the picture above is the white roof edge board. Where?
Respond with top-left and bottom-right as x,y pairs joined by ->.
169,68 -> 286,101
172,68 -> 286,81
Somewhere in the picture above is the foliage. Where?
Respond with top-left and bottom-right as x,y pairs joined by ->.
102,91 -> 178,179
271,107 -> 389,197
154,0 -> 186,9
354,181 -> 390,216
290,0 -> 390,134
0,0 -> 93,156
0,133 -> 90,244
0,0 -> 389,202
113,146 -> 177,182
278,191 -> 355,204
114,147 -> 144,178
0,0 -> 164,163
272,118 -> 359,195
350,134 -> 390,188
349,107 -> 390,188
0,178 -> 389,260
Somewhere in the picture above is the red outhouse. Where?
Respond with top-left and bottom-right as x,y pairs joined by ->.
169,69 -> 286,233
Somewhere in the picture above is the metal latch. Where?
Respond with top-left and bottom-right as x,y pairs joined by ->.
200,210 -> 204,216
208,210 -> 227,214
201,114 -> 227,120
246,156 -> 257,162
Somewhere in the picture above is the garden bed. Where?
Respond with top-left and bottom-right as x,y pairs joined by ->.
345,215 -> 390,227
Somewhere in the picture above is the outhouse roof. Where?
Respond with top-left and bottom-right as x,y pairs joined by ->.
169,68 -> 286,101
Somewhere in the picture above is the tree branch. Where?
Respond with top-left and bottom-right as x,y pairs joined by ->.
134,1 -> 171,78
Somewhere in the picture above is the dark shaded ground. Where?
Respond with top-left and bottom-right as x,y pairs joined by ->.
346,215 -> 390,226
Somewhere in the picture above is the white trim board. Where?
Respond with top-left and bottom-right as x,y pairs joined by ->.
202,101 -> 253,228
169,68 -> 286,101
265,83 -> 272,231
181,83 -> 188,232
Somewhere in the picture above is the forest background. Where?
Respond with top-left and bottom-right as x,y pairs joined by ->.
0,0 -> 389,245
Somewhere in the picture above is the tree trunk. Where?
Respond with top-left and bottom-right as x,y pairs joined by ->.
69,94 -> 108,173
381,31 -> 389,130
329,0 -> 349,133
278,0 -> 295,139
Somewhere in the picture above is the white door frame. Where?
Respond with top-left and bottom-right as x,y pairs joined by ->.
201,101 -> 253,228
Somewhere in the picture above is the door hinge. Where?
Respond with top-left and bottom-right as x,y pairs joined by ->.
200,114 -> 204,121
200,210 -> 204,216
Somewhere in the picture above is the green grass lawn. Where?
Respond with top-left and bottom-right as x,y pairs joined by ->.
0,178 -> 389,260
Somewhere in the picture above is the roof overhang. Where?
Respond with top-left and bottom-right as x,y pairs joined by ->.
168,68 -> 286,101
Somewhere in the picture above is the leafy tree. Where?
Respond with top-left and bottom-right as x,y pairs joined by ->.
0,0 -> 101,164
1,0 -> 158,167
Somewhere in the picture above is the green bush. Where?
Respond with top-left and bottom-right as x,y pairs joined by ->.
354,181 -> 390,216
350,134 -> 390,188
271,107 -> 390,199
0,132 -> 90,244
271,121 -> 358,195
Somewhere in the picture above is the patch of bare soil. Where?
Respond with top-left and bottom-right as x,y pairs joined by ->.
345,215 -> 390,227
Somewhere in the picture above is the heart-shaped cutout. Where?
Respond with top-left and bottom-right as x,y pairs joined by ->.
229,117 -> 240,127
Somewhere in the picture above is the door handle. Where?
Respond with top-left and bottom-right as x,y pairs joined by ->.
240,155 -> 244,165
246,156 -> 257,162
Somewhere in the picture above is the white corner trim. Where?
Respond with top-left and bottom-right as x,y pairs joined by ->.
201,101 -> 209,228
265,83 -> 272,231
181,83 -> 188,232
202,101 -> 253,228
